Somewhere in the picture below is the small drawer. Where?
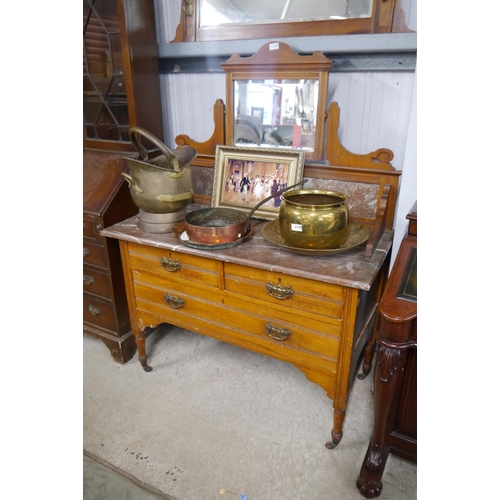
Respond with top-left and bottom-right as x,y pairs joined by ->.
83,266 -> 112,299
224,262 -> 344,320
83,294 -> 118,334
83,216 -> 105,241
83,241 -> 107,269
83,216 -> 96,239
127,242 -> 220,289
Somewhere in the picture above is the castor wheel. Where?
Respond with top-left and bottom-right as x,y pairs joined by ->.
325,441 -> 338,450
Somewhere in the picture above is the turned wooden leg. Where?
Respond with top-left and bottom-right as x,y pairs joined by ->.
135,329 -> 152,372
358,337 -> 376,380
325,408 -> 345,449
356,344 -> 406,497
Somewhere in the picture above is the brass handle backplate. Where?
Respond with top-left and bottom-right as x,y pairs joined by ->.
160,256 -> 181,272
89,305 -> 100,316
83,274 -> 94,286
83,247 -> 89,258
165,294 -> 185,309
266,281 -> 294,300
266,323 -> 291,341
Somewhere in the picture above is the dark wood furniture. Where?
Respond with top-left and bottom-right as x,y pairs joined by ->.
83,0 -> 164,363
83,0 -> 163,152
357,202 -> 417,498
83,151 -> 139,363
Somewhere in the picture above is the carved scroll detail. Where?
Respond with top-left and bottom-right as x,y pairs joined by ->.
376,344 -> 403,383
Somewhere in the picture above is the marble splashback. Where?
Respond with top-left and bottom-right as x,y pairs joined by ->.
192,166 -> 378,221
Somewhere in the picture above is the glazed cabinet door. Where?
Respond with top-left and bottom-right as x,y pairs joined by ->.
83,0 -> 163,151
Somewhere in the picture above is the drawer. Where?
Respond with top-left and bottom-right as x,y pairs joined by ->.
83,216 -> 105,243
133,280 -> 340,371
127,242 -> 220,289
83,241 -> 107,269
135,272 -> 341,335
83,294 -> 118,334
83,265 -> 112,299
224,262 -> 344,320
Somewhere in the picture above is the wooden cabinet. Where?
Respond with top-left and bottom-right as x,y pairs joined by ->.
102,216 -> 394,448
83,151 -> 138,363
83,0 -> 163,152
83,0 -> 163,362
357,203 -> 417,498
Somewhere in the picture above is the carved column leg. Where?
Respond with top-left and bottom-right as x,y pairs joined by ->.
325,408 -> 345,449
356,343 -> 406,498
135,329 -> 152,372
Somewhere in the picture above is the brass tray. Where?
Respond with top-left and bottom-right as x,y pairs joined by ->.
172,221 -> 253,250
261,219 -> 369,256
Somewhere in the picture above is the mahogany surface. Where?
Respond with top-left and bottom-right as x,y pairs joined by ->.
83,150 -> 138,363
357,202 -> 417,498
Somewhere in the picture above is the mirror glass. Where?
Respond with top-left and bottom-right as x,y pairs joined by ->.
233,79 -> 319,152
200,0 -> 373,27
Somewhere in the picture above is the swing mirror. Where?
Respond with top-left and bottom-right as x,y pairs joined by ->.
221,41 -> 332,162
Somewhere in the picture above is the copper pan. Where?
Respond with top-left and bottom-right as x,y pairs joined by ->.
184,180 -> 307,245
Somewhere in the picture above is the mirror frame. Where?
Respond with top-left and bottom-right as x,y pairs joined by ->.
221,42 -> 332,162
172,0 -> 397,42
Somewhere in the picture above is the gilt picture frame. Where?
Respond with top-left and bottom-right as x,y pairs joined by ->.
212,145 -> 305,220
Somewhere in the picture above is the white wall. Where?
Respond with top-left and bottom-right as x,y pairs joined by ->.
154,0 -> 417,263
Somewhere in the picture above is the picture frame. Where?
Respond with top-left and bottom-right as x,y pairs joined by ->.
212,145 -> 305,220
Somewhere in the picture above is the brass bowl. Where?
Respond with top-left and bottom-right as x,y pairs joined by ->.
278,189 -> 349,249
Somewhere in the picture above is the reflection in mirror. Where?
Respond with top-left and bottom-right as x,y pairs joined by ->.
200,0 -> 373,27
234,79 -> 318,152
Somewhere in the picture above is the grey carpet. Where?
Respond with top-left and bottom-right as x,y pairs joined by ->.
83,325 -> 416,499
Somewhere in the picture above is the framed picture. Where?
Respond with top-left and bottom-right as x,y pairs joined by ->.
212,145 -> 305,220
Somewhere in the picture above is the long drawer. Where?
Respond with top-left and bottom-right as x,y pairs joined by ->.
224,262 -> 344,321
132,276 -> 340,373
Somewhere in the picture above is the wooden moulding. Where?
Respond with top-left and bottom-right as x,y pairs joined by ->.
323,101 -> 400,257
174,99 -> 226,167
170,0 -> 408,43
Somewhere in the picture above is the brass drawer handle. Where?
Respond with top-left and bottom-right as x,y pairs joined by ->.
165,293 -> 185,309
266,281 -> 294,300
83,274 -> 94,285
265,322 -> 291,341
160,256 -> 181,272
83,247 -> 89,258
88,305 -> 100,316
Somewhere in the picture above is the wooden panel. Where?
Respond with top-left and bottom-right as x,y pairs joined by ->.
224,262 -> 344,320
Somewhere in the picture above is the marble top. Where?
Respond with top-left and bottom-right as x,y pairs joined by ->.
102,214 -> 393,291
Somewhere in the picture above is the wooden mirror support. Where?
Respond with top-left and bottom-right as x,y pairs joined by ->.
172,0 -> 409,42
221,42 -> 331,162
175,99 -> 226,167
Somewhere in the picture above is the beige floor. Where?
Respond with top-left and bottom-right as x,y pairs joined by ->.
83,325 -> 417,500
